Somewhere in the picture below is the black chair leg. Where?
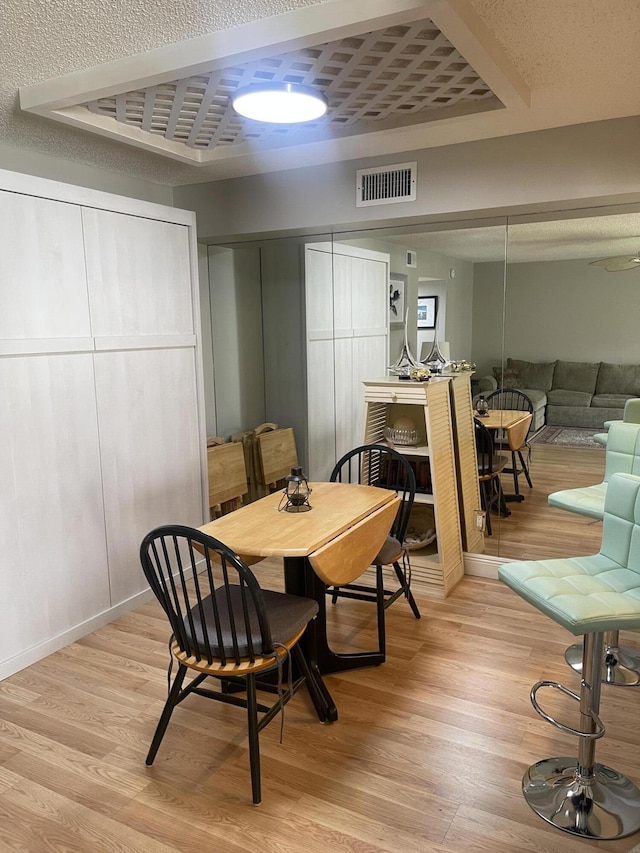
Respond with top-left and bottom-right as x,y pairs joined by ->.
245,674 -> 261,805
331,587 -> 340,604
391,560 -> 421,619
146,663 -> 188,765
480,481 -> 492,535
519,449 -> 533,488
376,564 -> 386,658
511,450 -> 520,495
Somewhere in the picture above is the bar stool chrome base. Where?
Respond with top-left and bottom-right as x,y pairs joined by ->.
523,757 -> 640,839
565,638 -> 640,686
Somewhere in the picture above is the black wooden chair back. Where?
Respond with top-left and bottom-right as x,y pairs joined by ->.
140,525 -> 273,666
139,525 -> 323,804
486,387 -> 534,494
329,443 -> 416,547
328,443 -> 420,657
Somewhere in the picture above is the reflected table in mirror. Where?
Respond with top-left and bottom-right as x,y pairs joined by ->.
476,409 -> 533,504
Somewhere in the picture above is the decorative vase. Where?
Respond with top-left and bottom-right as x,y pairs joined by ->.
388,307 -> 419,377
420,300 -> 447,369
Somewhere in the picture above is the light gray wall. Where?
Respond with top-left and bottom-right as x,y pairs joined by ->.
0,142 -> 172,205
472,257 -> 640,378
208,246 -> 266,438
471,262 -> 505,378
174,117 -> 640,242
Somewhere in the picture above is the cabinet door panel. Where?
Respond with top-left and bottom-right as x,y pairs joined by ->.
331,253 -> 352,335
333,337 -> 354,464
0,191 -> 90,339
0,355 -> 110,663
94,348 -> 203,604
305,247 -> 334,339
306,339 -> 336,481
83,209 -> 193,337
351,256 -> 388,333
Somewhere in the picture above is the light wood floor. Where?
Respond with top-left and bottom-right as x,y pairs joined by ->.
483,443 -> 607,561
1,560 -> 639,851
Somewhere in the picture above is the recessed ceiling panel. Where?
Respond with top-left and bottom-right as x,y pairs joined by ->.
84,19 -> 498,152
20,0 -> 529,170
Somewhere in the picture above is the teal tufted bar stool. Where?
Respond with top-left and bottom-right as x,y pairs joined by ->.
548,421 -> 640,684
499,472 -> 640,840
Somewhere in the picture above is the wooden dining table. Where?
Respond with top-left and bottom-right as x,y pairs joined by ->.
199,480 -> 400,722
475,408 -> 533,505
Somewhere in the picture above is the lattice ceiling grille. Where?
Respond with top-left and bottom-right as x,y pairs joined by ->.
85,18 -> 497,150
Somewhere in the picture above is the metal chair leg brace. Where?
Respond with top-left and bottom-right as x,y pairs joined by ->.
523,632 -> 640,839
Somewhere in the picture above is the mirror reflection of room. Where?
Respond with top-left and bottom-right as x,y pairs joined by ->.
205,205 -> 640,570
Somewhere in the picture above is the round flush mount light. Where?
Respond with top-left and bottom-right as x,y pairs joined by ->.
231,82 -> 328,124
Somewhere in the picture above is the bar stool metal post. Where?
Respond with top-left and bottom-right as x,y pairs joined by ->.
499,471 -> 640,840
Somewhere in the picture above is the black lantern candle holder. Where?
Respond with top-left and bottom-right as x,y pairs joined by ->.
475,395 -> 490,417
279,466 -> 312,512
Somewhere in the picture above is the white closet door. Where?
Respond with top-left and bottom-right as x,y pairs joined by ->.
0,191 -> 90,340
305,247 -> 334,340
350,256 -> 388,334
0,354 -> 110,662
94,348 -> 203,605
306,339 -> 337,482
351,334 -> 388,446
83,209 -> 194,337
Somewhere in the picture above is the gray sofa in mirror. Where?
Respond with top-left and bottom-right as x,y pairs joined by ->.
478,359 -> 640,430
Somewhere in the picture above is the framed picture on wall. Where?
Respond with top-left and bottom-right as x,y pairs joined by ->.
389,274 -> 406,326
417,295 -> 438,329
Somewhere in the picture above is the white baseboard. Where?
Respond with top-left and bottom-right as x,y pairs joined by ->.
464,551 -> 513,579
0,587 -> 155,681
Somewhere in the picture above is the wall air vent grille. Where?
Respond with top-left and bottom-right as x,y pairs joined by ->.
356,162 -> 417,207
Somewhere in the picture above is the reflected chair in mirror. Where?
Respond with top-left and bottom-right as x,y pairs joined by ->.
256,427 -> 299,494
474,419 -> 509,535
231,423 -> 278,502
327,444 -> 419,658
140,525 -> 325,805
547,420 -> 640,684
207,440 -> 249,519
498,472 -> 640,841
593,398 -> 640,446
208,441 -> 261,567
486,388 -> 534,497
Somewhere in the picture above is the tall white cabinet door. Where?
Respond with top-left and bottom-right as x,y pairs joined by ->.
0,191 -> 90,340
82,209 -> 194,337
94,348 -> 203,605
0,354 -> 110,662
306,247 -> 337,481
332,249 -> 389,460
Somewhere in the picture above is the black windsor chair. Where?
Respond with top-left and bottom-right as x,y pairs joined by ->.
474,419 -> 509,535
140,524 -> 323,804
485,388 -> 534,496
327,443 -> 419,658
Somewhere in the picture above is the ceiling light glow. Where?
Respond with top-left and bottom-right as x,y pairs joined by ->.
231,82 -> 328,124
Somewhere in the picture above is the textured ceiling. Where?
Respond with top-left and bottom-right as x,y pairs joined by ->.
382,212 -> 640,264
6,0 -> 640,185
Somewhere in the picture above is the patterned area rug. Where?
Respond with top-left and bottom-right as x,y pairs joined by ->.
529,425 -> 605,449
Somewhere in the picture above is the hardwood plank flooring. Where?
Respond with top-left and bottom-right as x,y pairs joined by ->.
1,567 -> 639,852
483,443 -> 606,561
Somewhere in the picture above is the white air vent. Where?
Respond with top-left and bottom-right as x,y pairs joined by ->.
356,162 -> 417,207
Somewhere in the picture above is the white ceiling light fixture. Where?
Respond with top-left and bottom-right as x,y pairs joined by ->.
231,82 -> 328,124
